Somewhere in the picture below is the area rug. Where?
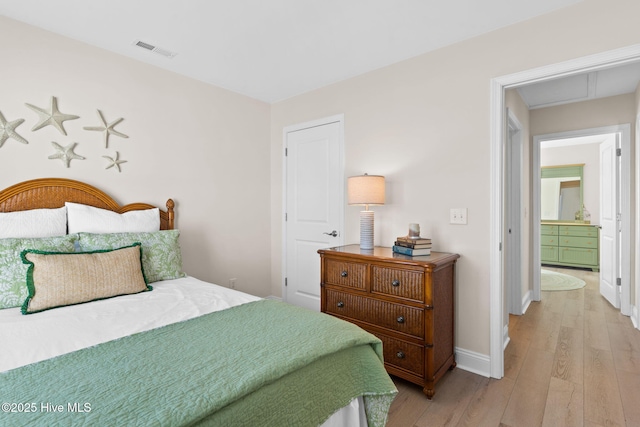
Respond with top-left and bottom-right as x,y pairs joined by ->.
541,269 -> 586,291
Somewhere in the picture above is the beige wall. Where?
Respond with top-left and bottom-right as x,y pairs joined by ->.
530,94 -> 636,138
0,16 -> 273,297
270,0 -> 640,359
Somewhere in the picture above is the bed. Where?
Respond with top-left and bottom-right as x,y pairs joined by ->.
0,178 -> 397,427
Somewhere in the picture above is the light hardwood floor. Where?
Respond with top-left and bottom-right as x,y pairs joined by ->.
386,267 -> 640,427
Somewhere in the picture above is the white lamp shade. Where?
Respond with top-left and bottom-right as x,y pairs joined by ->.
347,174 -> 385,205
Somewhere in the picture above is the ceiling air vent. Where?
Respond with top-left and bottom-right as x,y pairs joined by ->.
132,40 -> 177,58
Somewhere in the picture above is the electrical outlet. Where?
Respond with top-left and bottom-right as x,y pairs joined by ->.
450,208 -> 468,225
229,278 -> 237,289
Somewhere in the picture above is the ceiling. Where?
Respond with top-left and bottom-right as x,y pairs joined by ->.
0,0 -> 584,103
517,61 -> 640,109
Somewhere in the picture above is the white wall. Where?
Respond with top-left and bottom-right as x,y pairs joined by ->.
270,0 -> 640,360
0,16 -> 273,297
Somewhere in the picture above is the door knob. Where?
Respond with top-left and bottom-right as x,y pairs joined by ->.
323,230 -> 338,237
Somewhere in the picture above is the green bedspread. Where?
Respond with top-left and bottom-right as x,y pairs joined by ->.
1,299 -> 397,426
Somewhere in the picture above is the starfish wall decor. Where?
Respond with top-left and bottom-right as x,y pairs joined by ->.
25,96 -> 79,136
0,111 -> 29,147
102,151 -> 127,172
48,141 -> 85,168
83,110 -> 128,148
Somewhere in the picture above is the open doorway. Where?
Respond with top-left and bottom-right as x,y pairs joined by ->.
532,125 -> 632,310
489,44 -> 640,379
531,128 -> 629,313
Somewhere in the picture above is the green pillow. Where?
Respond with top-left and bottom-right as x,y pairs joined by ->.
0,235 -> 78,309
78,230 -> 186,284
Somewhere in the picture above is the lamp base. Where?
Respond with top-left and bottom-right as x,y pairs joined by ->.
360,210 -> 374,250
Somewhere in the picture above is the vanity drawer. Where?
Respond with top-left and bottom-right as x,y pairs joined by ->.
559,247 -> 598,266
371,265 -> 424,302
559,236 -> 597,249
541,246 -> 558,262
541,225 -> 558,235
540,235 -> 558,246
559,225 -> 598,237
325,289 -> 424,339
376,332 -> 424,377
324,259 -> 367,290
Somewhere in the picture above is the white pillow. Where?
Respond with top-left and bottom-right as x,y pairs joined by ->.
66,202 -> 160,234
0,207 -> 67,238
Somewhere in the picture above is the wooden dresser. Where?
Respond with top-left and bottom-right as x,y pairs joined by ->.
318,244 -> 459,398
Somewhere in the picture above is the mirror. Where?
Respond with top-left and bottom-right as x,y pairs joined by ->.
541,164 -> 585,222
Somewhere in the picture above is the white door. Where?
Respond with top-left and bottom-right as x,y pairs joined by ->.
506,110 -> 523,315
599,134 -> 620,308
284,117 -> 343,311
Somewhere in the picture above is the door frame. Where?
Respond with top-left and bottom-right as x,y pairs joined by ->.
281,114 -> 345,302
490,43 -> 640,379
531,125 -> 630,312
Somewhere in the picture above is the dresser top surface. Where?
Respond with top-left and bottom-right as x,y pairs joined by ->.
318,244 -> 459,267
541,221 -> 598,227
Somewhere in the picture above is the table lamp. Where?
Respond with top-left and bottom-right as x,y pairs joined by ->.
348,173 -> 385,250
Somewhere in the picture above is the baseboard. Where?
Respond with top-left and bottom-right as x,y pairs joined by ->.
265,295 -> 282,301
455,347 -> 491,378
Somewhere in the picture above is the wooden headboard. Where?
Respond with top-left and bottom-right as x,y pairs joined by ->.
0,178 -> 175,230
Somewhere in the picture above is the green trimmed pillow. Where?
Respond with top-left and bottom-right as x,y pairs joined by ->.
78,230 -> 186,284
21,243 -> 150,314
0,235 -> 78,309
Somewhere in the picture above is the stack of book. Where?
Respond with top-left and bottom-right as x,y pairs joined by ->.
393,236 -> 432,256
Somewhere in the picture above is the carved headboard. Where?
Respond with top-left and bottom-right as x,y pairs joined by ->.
0,178 -> 174,230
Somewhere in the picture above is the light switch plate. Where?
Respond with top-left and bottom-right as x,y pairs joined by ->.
450,208 -> 468,225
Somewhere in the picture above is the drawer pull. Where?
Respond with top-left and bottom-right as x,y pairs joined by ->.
397,316 -> 405,324
396,351 -> 405,359
337,301 -> 344,308
392,279 -> 400,287
341,271 -> 348,277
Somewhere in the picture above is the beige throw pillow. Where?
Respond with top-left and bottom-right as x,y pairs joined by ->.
21,243 -> 150,314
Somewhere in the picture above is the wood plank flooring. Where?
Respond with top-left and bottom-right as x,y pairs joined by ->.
386,267 -> 640,426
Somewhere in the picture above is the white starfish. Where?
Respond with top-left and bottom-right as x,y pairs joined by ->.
25,96 -> 79,136
48,141 -> 85,168
84,110 -> 128,148
102,151 -> 127,172
0,111 -> 28,147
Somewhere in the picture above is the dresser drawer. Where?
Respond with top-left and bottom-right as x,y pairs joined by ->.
540,235 -> 558,246
541,245 -> 558,262
559,247 -> 598,266
541,225 -> 558,235
559,236 -> 597,249
325,289 -> 424,338
371,265 -> 424,302
559,225 -> 598,237
324,259 -> 367,290
377,332 -> 424,377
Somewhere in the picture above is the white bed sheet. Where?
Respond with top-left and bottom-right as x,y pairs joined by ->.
0,276 -> 367,426
0,275 -> 260,372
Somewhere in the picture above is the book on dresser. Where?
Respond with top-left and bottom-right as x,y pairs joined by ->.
392,245 -> 431,256
396,236 -> 432,245
394,240 -> 432,249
